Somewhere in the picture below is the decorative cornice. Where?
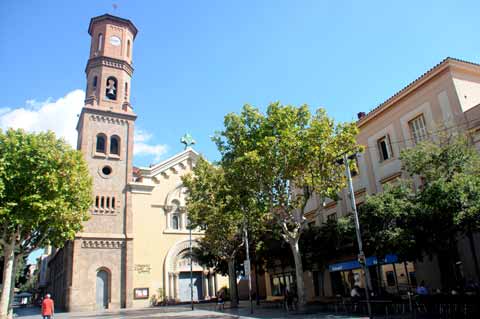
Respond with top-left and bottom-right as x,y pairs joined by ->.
129,182 -> 155,194
152,204 -> 187,213
354,187 -> 367,197
88,14 -> 138,39
81,239 -> 124,249
91,208 -> 117,215
137,148 -> 199,178
90,114 -> 128,126
380,172 -> 403,185
86,56 -> 134,76
323,200 -> 337,210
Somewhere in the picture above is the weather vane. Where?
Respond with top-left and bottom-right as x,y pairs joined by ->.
180,133 -> 196,150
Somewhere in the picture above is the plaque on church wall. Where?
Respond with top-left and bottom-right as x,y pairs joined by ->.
134,288 -> 149,299
134,264 -> 151,274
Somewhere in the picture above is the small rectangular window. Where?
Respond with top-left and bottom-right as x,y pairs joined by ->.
327,213 -> 337,222
409,115 -> 428,144
377,135 -> 393,162
112,197 -> 115,209
386,271 -> 396,286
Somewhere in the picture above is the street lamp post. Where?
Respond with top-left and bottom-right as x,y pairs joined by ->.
244,224 -> 253,314
189,222 -> 194,311
343,153 -> 372,319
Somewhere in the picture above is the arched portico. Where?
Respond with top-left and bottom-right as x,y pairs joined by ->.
164,239 -> 218,301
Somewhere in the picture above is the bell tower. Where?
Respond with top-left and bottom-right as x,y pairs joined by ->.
84,14 -> 136,111
70,14 -> 137,311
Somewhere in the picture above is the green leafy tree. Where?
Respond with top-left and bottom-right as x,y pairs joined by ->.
401,136 -> 480,287
359,182 -> 420,261
360,136 -> 480,289
182,158 -> 244,307
214,103 -> 360,310
0,129 -> 92,319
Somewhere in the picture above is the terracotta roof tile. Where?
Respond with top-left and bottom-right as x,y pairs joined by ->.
357,57 -> 480,126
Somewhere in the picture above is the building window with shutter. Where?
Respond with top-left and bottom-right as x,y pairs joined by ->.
377,135 -> 393,162
409,115 -> 428,144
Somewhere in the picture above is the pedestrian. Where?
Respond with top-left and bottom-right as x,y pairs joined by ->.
41,294 -> 54,319
351,285 -> 361,312
284,289 -> 294,311
216,289 -> 225,311
416,281 -> 428,295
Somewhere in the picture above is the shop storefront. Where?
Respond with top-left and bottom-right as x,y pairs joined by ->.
328,254 -> 416,296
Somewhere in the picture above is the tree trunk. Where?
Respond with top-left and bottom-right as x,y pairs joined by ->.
467,231 -> 480,281
0,238 -> 15,319
254,260 -> 260,305
289,239 -> 306,312
7,255 -> 20,319
227,258 -> 238,308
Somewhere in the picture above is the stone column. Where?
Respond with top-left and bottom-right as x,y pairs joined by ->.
207,272 -> 212,298
168,273 -> 173,299
202,271 -> 208,299
174,273 -> 179,300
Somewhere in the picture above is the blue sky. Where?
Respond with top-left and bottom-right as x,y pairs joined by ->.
1,0 -> 479,171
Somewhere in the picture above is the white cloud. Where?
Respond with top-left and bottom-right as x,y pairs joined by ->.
0,90 -> 84,146
134,129 -> 168,162
0,90 -> 168,164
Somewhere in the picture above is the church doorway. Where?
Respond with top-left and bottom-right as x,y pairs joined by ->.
96,270 -> 109,309
178,272 -> 203,301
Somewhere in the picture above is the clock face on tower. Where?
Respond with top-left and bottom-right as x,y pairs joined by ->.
109,36 -> 121,46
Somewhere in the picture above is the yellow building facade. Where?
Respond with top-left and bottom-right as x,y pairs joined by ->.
130,149 -> 228,307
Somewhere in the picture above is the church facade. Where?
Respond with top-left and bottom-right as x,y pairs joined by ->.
47,14 -> 226,311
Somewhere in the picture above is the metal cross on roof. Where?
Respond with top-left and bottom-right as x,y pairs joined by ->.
180,133 -> 196,150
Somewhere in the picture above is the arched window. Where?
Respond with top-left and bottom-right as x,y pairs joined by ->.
96,134 -> 106,153
100,196 -> 105,208
124,82 -> 128,100
110,136 -> 120,155
95,196 -> 99,208
97,33 -> 103,52
111,197 -> 115,209
93,76 -> 98,89
105,77 -> 117,100
106,197 -> 110,209
172,215 -> 179,230
127,40 -> 131,57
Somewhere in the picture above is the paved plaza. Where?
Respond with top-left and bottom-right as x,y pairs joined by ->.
13,302 -> 364,319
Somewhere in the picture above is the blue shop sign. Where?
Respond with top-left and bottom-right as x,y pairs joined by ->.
328,254 -> 398,272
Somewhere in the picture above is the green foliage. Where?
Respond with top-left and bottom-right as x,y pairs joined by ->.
214,103 -> 361,240
182,158 -> 244,261
0,129 -> 93,253
402,136 -> 480,250
360,136 -> 480,284
300,219 -> 355,270
213,103 -> 360,309
359,182 -> 420,261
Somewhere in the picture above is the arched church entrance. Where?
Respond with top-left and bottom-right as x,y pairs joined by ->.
96,269 -> 109,309
176,251 -> 203,301
164,240 -> 218,302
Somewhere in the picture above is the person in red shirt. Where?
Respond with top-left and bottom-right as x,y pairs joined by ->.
41,294 -> 54,319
